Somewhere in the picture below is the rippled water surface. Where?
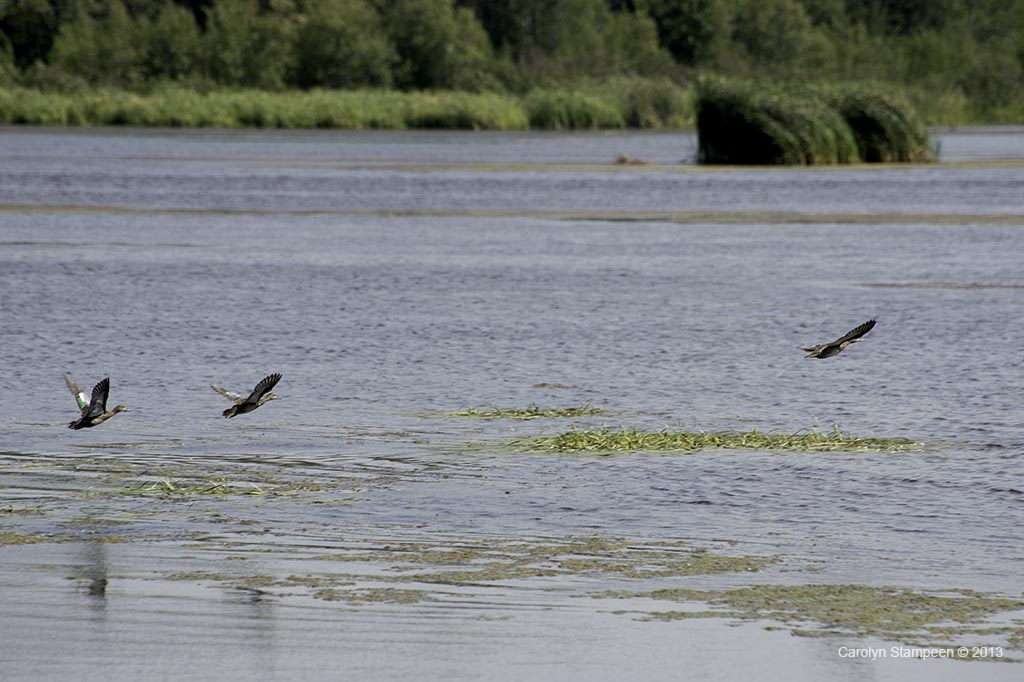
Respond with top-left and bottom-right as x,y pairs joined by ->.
1,127 -> 1023,681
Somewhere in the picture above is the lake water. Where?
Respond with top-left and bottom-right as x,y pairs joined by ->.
1,126 -> 1023,681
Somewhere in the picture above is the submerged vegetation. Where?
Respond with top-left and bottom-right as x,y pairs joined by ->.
531,426 -> 917,453
1,0 -> 1022,127
169,536 -> 775,593
437,404 -> 605,420
617,584 -> 1024,655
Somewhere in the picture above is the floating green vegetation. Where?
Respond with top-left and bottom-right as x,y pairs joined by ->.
616,584 -> 1024,656
696,77 -> 930,165
170,537 -> 772,597
0,531 -> 51,546
313,588 -> 429,605
0,531 -> 131,545
530,426 -> 917,454
124,476 -> 266,497
321,536 -> 774,585
437,404 -> 605,420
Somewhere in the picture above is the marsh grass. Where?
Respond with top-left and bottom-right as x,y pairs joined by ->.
819,84 -> 931,162
696,77 -> 931,165
530,426 -> 917,454
437,404 -> 605,420
0,80 -> 696,130
0,86 -> 530,130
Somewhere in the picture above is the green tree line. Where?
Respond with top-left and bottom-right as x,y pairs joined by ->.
1,0 -> 1022,115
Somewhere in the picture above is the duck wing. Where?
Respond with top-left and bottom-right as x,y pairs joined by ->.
64,373 -> 89,412
211,384 -> 246,404
84,378 -> 111,419
245,373 -> 282,405
833,319 -> 876,345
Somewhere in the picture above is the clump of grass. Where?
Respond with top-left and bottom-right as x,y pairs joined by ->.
440,404 -> 605,420
130,476 -> 265,497
696,77 -> 931,165
531,426 -> 916,453
696,77 -> 859,165
819,83 -> 931,162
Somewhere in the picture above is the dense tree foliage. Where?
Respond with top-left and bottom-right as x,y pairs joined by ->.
1,0 -> 1022,116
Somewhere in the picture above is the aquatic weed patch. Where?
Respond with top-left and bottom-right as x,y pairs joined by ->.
313,587 -> 430,605
616,584 -> 1024,658
0,531 -> 51,545
125,476 -> 266,497
434,404 -> 605,420
318,537 -> 775,585
530,426 -> 917,454
89,464 -> 358,499
163,537 -> 774,602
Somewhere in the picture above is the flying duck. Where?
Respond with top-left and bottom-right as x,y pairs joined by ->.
66,375 -> 128,429
803,319 -> 876,359
211,373 -> 282,418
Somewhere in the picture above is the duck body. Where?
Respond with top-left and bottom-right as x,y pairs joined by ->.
212,373 -> 282,418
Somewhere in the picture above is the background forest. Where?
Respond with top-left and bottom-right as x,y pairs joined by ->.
1,0 -> 1022,123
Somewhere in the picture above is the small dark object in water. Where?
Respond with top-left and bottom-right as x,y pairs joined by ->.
614,154 -> 650,166
212,373 -> 282,418
803,319 -> 876,359
66,376 -> 128,429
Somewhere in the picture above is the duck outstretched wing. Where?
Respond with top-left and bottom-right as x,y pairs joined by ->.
246,373 -> 282,404
833,319 -> 876,345
85,378 -> 110,419
64,373 -> 89,412
211,384 -> 246,404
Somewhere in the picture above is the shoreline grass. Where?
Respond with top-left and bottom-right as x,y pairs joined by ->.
529,426 -> 917,454
0,79 -> 694,131
0,79 -> 1015,132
